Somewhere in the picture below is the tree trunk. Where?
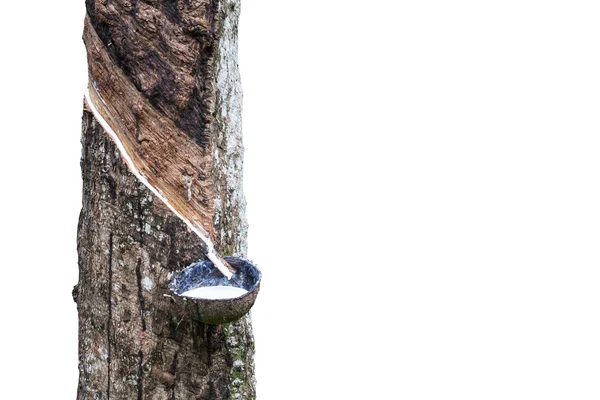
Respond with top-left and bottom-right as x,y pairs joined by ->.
75,1 -> 255,399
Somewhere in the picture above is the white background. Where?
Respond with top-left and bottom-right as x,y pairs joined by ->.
1,1 -> 600,399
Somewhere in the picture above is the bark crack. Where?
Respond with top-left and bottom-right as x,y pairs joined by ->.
169,352 -> 178,400
135,258 -> 147,331
137,351 -> 144,400
136,189 -> 145,246
107,233 -> 114,400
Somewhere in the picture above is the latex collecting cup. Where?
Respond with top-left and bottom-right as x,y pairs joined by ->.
168,256 -> 261,325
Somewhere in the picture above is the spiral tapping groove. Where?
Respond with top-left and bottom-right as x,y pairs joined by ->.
83,16 -> 234,278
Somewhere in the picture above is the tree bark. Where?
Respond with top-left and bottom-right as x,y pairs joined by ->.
75,1 -> 255,399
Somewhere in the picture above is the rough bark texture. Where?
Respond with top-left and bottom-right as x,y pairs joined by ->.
76,1 -> 254,399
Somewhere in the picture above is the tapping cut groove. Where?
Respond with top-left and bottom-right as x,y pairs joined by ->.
83,16 -> 234,278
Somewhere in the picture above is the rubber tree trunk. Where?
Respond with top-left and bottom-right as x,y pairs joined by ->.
75,1 -> 255,399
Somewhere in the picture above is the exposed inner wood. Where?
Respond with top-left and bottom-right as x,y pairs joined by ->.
84,16 -> 233,275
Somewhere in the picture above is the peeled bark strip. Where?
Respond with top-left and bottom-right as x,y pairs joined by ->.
76,1 -> 254,399
84,16 -> 214,239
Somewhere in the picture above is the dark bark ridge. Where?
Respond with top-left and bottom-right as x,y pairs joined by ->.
77,0 -> 254,399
